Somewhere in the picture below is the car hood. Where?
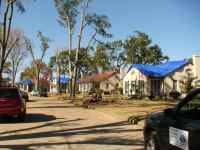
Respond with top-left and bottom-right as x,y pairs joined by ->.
146,111 -> 165,128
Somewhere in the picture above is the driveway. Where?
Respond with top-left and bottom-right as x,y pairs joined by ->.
0,97 -> 144,150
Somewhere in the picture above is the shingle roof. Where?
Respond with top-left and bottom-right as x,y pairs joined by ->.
129,60 -> 189,78
79,71 -> 117,83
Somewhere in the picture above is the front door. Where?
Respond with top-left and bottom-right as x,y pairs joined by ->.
150,79 -> 162,97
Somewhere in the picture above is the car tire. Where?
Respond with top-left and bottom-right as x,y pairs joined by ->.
17,109 -> 26,122
145,132 -> 160,150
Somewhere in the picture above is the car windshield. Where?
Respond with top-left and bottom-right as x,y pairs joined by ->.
179,93 -> 200,119
0,88 -> 19,99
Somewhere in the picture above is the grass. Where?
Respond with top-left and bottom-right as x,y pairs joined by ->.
50,94 -> 178,120
93,99 -> 177,120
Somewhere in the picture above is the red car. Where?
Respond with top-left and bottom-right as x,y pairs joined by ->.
0,87 -> 26,121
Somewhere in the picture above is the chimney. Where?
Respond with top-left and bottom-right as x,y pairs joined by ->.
193,55 -> 200,79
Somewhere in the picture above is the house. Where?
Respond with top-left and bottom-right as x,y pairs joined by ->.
50,74 -> 70,93
123,55 -> 200,97
79,71 -> 120,93
19,79 -> 33,92
120,64 -> 132,88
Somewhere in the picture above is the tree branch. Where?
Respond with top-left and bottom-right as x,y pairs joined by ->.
86,31 -> 96,50
5,2 -> 14,47
4,37 -> 19,62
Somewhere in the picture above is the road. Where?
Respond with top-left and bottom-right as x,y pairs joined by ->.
0,97 -> 144,150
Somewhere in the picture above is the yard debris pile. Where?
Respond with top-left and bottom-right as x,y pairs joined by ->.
128,114 -> 148,124
82,93 -> 102,108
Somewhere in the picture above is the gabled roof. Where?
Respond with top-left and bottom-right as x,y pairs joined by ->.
79,71 -> 117,83
129,60 -> 189,78
20,80 -> 33,85
52,74 -> 70,84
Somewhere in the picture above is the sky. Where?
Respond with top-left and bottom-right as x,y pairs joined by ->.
13,0 -> 200,67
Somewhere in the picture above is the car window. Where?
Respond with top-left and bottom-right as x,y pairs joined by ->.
0,89 -> 20,99
179,93 -> 200,119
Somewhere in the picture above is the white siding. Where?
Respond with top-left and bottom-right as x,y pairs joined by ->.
123,68 -> 148,96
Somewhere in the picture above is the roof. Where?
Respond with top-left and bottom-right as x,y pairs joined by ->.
129,60 -> 189,78
20,80 -> 33,85
60,75 -> 70,84
79,71 -> 117,83
52,74 -> 70,84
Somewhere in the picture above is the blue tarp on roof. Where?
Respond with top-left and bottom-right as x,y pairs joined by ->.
20,79 -> 33,85
52,74 -> 70,84
129,60 -> 189,78
60,74 -> 70,84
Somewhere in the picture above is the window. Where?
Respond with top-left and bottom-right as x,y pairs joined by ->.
0,88 -> 19,99
125,81 -> 129,94
179,93 -> 200,120
106,83 -> 109,89
173,80 -> 178,90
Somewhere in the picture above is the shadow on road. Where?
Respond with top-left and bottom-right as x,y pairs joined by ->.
0,113 -> 57,123
0,120 -> 144,150
27,105 -> 80,109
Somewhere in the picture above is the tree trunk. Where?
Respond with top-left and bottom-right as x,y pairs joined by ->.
66,20 -> 73,97
68,32 -> 73,97
35,66 -> 40,91
11,59 -> 16,86
73,65 -> 79,97
0,67 -> 3,87
72,11 -> 85,97
57,63 -> 61,93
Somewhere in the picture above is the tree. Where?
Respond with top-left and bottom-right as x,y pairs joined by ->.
94,40 -> 124,71
92,44 -> 110,73
180,68 -> 196,94
54,0 -> 112,97
20,60 -> 51,85
0,0 -> 26,83
123,31 -> 168,64
49,48 -> 92,78
9,29 -> 28,86
27,31 -> 50,91
54,0 -> 79,96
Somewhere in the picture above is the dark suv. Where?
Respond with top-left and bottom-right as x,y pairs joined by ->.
0,87 -> 26,121
144,88 -> 200,150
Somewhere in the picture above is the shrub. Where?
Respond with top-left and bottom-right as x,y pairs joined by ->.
169,90 -> 181,99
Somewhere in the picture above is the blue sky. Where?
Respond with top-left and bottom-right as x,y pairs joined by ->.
13,0 -> 200,66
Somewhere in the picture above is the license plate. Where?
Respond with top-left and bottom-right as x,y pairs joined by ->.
169,127 -> 189,150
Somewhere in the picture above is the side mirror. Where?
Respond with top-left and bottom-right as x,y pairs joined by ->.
164,108 -> 175,117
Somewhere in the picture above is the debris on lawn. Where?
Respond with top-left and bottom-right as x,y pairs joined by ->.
82,92 -> 102,109
128,113 -> 149,124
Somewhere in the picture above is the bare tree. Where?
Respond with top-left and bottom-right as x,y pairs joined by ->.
27,31 -> 50,91
0,0 -> 25,83
9,29 -> 28,86
54,0 -> 112,97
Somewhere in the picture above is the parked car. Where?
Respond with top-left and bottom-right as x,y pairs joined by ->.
20,90 -> 29,102
30,90 -> 39,96
144,88 -> 200,150
0,87 -> 26,121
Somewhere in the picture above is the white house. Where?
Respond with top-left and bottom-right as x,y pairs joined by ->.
50,73 -> 70,93
79,71 -> 120,93
123,55 -> 200,97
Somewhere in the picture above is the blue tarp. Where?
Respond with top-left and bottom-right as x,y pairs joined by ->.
129,60 -> 189,78
52,74 -> 70,84
20,79 -> 33,85
60,74 -> 70,84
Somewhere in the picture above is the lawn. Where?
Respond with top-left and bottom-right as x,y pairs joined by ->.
61,94 -> 178,121
94,99 -> 177,120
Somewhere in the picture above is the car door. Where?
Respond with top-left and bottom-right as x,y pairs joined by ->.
173,93 -> 200,150
157,92 -> 200,150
